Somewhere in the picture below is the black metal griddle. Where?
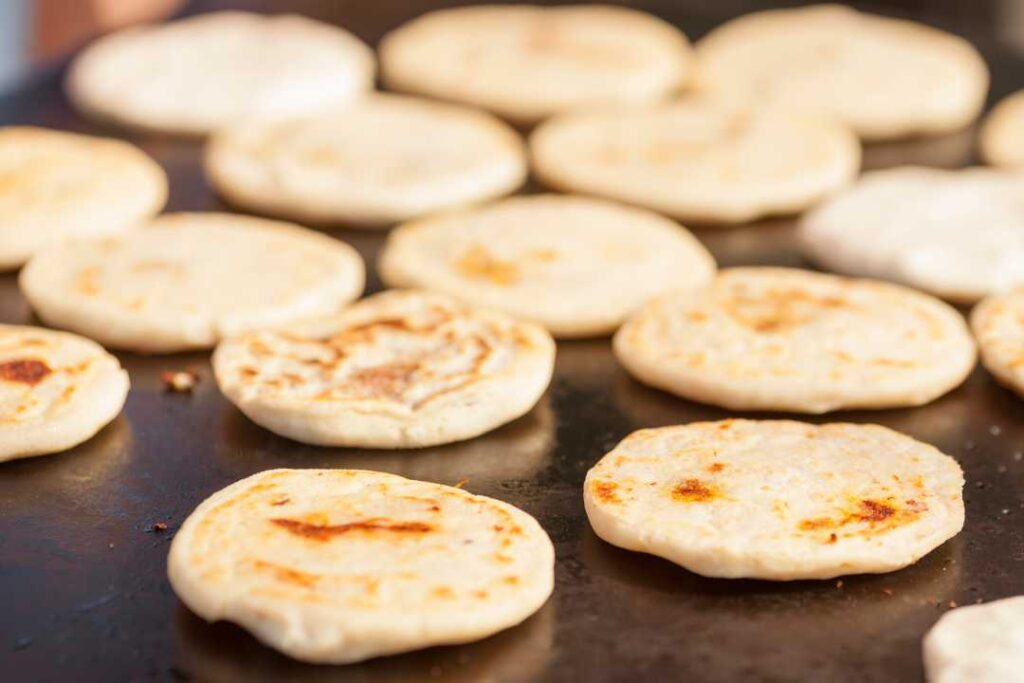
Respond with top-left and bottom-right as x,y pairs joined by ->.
3,1 -> 1024,681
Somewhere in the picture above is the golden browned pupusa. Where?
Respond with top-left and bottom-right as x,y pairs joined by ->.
168,469 -> 554,663
584,420 -> 965,580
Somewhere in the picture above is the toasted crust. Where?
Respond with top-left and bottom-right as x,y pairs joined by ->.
168,469 -> 555,663
66,11 -> 374,136
19,213 -> 365,353
800,166 -> 1024,303
213,290 -> 555,448
924,596 -> 1024,682
205,94 -> 527,227
380,4 -> 692,124
980,90 -> 1024,168
695,4 -> 989,140
970,289 -> 1024,398
0,127 -> 166,270
584,420 -> 965,580
529,97 -> 859,224
378,194 -> 716,337
614,267 -> 976,413
0,325 -> 128,462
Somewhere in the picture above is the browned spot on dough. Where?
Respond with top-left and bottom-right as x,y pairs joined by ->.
347,362 -> 419,401
593,480 -> 621,504
503,575 -> 520,585
707,462 -> 726,473
724,287 -> 851,333
672,478 -> 718,503
0,359 -> 52,385
454,245 -> 520,285
473,590 -> 489,600
432,586 -> 455,599
269,495 -> 291,507
798,497 -> 927,542
270,517 -> 433,541
253,560 -> 318,588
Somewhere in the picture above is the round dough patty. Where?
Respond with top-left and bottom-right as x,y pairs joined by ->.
212,289 -> 555,448
378,194 -> 716,338
979,89 -> 1024,168
800,166 -> 1024,303
67,11 -> 374,136
614,267 -> 976,413
0,127 -> 166,270
20,213 -> 365,353
0,325 -> 128,462
970,289 -> 1024,398
169,468 -> 554,663
695,5 -> 988,140
205,93 -> 527,227
923,596 -> 1024,683
529,97 -> 859,224
379,4 -> 692,124
584,420 -> 965,580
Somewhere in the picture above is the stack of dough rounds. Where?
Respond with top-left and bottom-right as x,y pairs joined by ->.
0,325 -> 128,462
213,290 -> 555,448
19,213 -> 364,353
923,596 -> 1024,682
800,166 -> 1024,303
529,96 -> 859,224
66,11 -> 374,135
379,4 -> 693,124
584,420 -> 965,580
970,290 -> 1024,398
378,195 -> 716,338
169,469 -> 554,663
0,127 -> 166,270
979,90 -> 1024,168
205,94 -> 527,227
695,5 -> 989,140
614,267 -> 976,413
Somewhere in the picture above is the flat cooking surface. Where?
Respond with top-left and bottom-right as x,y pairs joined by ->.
3,1 -> 1024,681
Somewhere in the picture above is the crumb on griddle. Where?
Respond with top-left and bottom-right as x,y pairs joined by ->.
152,522 -> 168,532
161,369 -> 199,393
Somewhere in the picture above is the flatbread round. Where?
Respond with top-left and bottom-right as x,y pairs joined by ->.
378,194 -> 716,338
66,11 -> 374,136
980,90 -> 1024,168
614,267 -> 976,413
212,290 -> 555,448
695,5 -> 988,140
529,97 -> 859,224
205,93 -> 527,227
800,166 -> 1024,303
970,289 -> 1024,398
0,325 -> 128,462
19,213 -> 364,353
168,468 -> 554,663
923,596 -> 1024,683
584,420 -> 965,580
0,127 -> 166,270
379,4 -> 692,124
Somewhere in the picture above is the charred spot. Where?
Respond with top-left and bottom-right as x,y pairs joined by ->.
593,480 -> 621,504
0,358 -> 52,385
270,517 -> 433,541
672,478 -> 717,503
854,499 -> 895,523
828,533 -> 838,544
269,495 -> 291,507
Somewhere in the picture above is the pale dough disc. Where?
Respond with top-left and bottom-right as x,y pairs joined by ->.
379,4 -> 693,124
205,94 -> 527,227
584,420 -> 965,580
0,325 -> 128,462
66,11 -> 374,136
923,596 -> 1024,683
800,166 -> 1024,303
0,127 -> 166,270
212,290 -> 555,448
695,4 -> 988,140
614,267 -> 976,413
168,468 -> 554,663
970,289 -> 1024,398
980,90 -> 1024,168
19,213 -> 364,353
378,194 -> 716,338
529,97 -> 859,224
